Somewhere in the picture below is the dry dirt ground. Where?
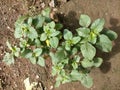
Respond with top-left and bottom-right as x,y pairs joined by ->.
0,0 -> 120,90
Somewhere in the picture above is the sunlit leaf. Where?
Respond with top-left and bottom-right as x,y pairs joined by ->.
96,34 -> 112,52
72,36 -> 81,44
80,74 -> 93,88
79,14 -> 91,27
70,70 -> 81,81
50,37 -> 59,48
63,29 -> 73,40
33,48 -> 42,57
81,58 -> 94,68
81,43 -> 96,60
37,56 -> 45,67
40,33 -> 47,41
33,15 -> 45,29
76,27 -> 90,37
93,57 -> 103,67
91,18 -> 105,33
27,17 -> 32,25
3,53 -> 14,65
29,56 -> 36,64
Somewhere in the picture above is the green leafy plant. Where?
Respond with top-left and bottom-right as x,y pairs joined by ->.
3,8 -> 118,88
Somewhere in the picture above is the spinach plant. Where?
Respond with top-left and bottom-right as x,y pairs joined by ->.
3,8 -> 118,88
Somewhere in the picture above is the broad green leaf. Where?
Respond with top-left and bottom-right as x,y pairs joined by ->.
14,27 -> 23,38
91,18 -> 105,33
80,38 -> 89,44
43,25 -> 49,32
65,42 -> 71,50
55,81 -> 61,87
55,78 -> 61,87
14,46 -> 20,57
72,48 -> 78,55
63,29 -> 73,40
62,75 -> 71,84
74,55 -> 80,62
93,57 -> 103,67
49,52 -> 59,65
19,39 -> 28,48
21,49 -> 32,58
42,8 -> 50,18
37,56 -> 45,67
27,26 -> 38,40
70,70 -> 81,81
79,14 -> 91,27
34,38 -> 41,47
29,56 -> 36,64
49,21 -> 55,28
80,74 -> 93,88
50,37 -> 59,48
33,15 -> 45,29
40,33 -> 47,41
72,36 -> 81,44
27,17 -> 32,25
76,27 -> 90,37
52,66 -> 57,76
96,34 -> 112,52
50,31 -> 60,37
102,30 -> 118,40
15,15 -> 28,27
81,43 -> 96,60
55,49 -> 65,60
81,59 -> 94,68
72,62 -> 78,69
6,41 -> 12,50
60,58 -> 69,65
3,53 -> 14,65
33,48 -> 42,57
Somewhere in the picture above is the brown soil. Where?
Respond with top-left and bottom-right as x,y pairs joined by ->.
0,0 -> 120,90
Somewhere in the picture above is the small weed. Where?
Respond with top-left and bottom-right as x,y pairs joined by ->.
3,8 -> 118,88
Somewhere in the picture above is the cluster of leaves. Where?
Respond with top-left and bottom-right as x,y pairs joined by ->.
3,8 -> 118,88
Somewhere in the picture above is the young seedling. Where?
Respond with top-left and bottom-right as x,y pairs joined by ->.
3,8 -> 118,88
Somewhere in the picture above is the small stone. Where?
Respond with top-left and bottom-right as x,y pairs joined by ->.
41,2 -> 45,8
50,85 -> 53,90
36,75 -> 39,79
49,0 -> 55,8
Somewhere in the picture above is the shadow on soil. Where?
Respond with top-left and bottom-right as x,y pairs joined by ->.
100,18 -> 120,73
58,11 -> 120,74
57,10 -> 80,32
